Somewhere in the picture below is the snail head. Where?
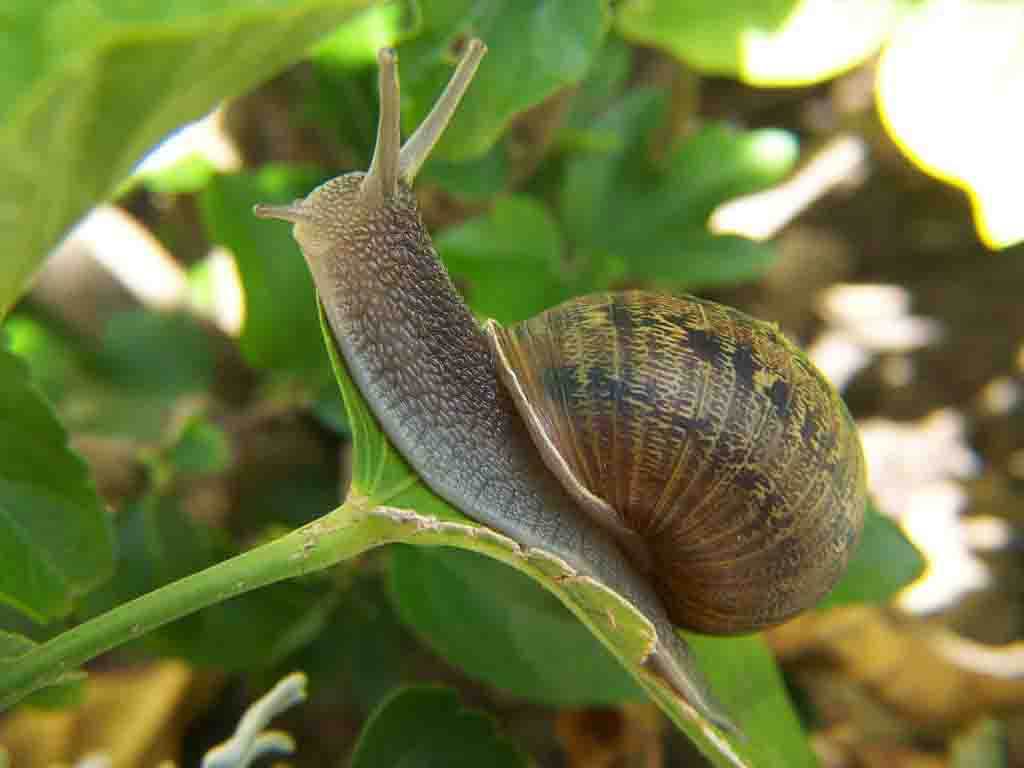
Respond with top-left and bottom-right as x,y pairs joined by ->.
253,41 -> 486,266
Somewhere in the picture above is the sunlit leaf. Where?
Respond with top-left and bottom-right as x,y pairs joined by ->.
617,0 -> 898,86
3,314 -> 82,405
0,0 -> 374,317
313,1 -> 422,67
877,0 -> 1024,249
398,0 -> 610,161
139,154 -> 219,196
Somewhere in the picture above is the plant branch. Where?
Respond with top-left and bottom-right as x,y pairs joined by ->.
0,496 -> 383,710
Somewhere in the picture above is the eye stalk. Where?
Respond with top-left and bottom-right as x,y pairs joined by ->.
252,38 -> 486,224
361,47 -> 401,204
252,198 -> 306,222
396,38 -> 487,185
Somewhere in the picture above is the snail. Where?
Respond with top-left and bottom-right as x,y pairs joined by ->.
254,40 -> 866,731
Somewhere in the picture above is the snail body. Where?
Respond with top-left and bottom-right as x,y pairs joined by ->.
255,41 -> 865,731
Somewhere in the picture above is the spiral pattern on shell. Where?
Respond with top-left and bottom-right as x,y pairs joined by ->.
491,290 -> 866,634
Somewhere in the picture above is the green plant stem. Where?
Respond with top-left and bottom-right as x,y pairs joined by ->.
0,497 -> 383,710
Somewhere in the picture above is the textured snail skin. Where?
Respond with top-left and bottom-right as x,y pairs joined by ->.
491,291 -> 866,634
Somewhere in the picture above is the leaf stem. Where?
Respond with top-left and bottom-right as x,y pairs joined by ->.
0,497 -> 384,710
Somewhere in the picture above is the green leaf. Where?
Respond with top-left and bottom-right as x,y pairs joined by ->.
626,233 -> 779,289
312,381 -> 352,437
0,346 -> 114,623
306,2 -> 421,168
562,92 -> 797,287
422,143 -> 509,202
686,634 -> 815,768
398,0 -> 610,161
287,573 -> 409,713
0,0 -> 374,317
390,546 -> 642,706
139,154 -> 219,196
76,310 -> 218,440
820,499 -> 925,609
877,0 -> 1024,249
662,126 -> 799,229
435,196 -> 570,322
616,0 -> 898,86
3,314 -> 82,405
116,496 -> 218,597
313,1 -> 422,68
5,310 -> 214,442
235,447 -> 343,532
351,686 -> 527,768
201,167 -> 331,375
100,310 -> 214,396
565,34 -> 634,131
0,632 -> 84,707
166,576 -> 338,669
166,415 -> 233,476
951,718 -> 1007,768
318,305 -> 812,766
562,87 -> 664,253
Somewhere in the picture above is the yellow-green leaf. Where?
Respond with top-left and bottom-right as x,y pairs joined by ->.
0,0 -> 374,317
877,0 -> 1024,249
617,0 -> 898,86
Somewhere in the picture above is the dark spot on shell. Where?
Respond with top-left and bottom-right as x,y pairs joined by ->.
587,366 -> 627,404
734,467 -> 763,492
603,296 -> 635,329
641,374 -> 659,407
731,343 -> 760,389
769,380 -> 791,421
762,490 -> 787,519
801,410 -> 819,447
672,410 -> 711,436
687,328 -> 722,363
634,312 -> 661,329
542,364 -> 581,402
664,312 -> 690,330
821,423 -> 839,455
612,295 -> 633,319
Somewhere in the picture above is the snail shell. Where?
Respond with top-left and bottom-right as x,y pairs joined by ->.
488,290 -> 866,634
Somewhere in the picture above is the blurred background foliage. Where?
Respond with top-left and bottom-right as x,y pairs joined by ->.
1,0 -> 1023,766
